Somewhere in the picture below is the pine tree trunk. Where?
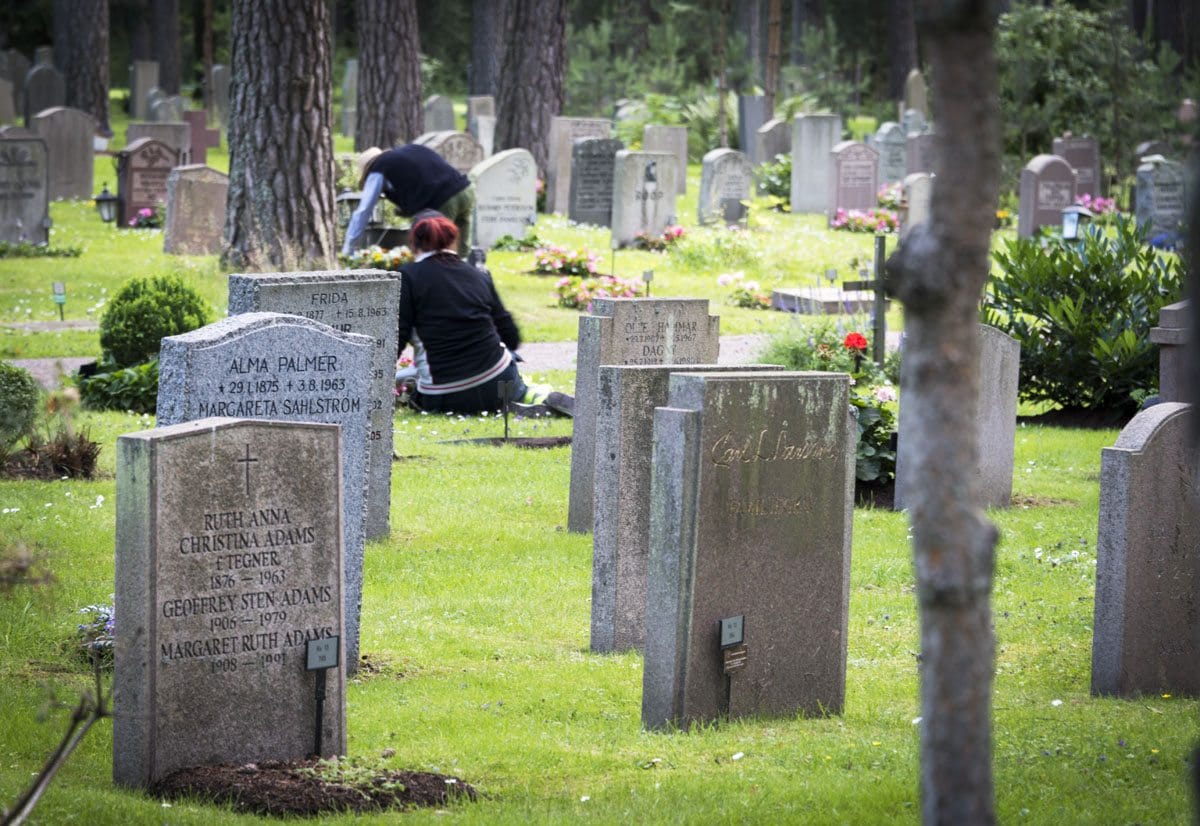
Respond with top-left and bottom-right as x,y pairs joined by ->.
469,0 -> 506,97
129,0 -> 152,62
223,0 -> 337,271
765,0 -> 782,114
495,0 -> 566,175
152,0 -> 182,94
884,2 -> 1002,823
888,0 -> 918,103
355,0 -> 422,150
53,0 -> 111,136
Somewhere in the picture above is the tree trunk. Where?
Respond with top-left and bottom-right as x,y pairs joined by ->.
202,0 -> 214,118
223,0 -> 338,271
152,0 -> 182,94
765,0 -> 782,115
469,0 -> 506,96
53,0 -> 111,136
495,0 -> 566,175
129,0 -> 152,62
888,0 -> 917,103
355,0 -> 422,150
884,2 -> 1003,823
716,0 -> 730,147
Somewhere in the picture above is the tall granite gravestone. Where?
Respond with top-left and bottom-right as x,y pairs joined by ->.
894,324 -> 1020,511
642,124 -> 688,194
1135,155 -> 1186,242
113,417 -> 347,787
116,137 -> 180,226
610,150 -> 679,247
0,78 -> 14,124
466,95 -> 494,135
547,117 -> 611,213
423,95 -> 455,133
470,147 -> 537,249
568,137 -> 622,227
791,113 -> 842,214
22,63 -> 64,127
830,141 -> 879,218
1018,154 -> 1076,238
641,371 -> 856,730
130,60 -> 159,121
6,50 -> 31,118
1052,134 -> 1102,196
875,122 -> 906,185
163,165 -> 228,255
152,95 -> 186,124
228,273 -> 400,541
31,106 -> 94,199
901,108 -> 927,136
420,130 -> 484,174
0,136 -> 50,244
904,69 -> 929,119
591,363 -> 784,653
1149,301 -> 1191,403
210,64 -> 229,127
905,130 -> 935,175
156,313 -> 372,670
127,121 -> 192,165
183,110 -> 221,165
697,148 -> 752,225
473,114 -> 495,157
755,118 -> 789,164
737,95 -> 769,164
901,172 -> 933,241
341,59 -> 358,138
1092,403 -> 1199,698
567,298 -> 720,534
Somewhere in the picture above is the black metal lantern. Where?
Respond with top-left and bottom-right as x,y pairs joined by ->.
1060,204 -> 1093,241
94,183 -> 118,223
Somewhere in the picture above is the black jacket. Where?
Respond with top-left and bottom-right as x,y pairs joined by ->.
368,145 -> 470,216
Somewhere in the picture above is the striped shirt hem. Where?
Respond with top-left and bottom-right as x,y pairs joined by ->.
417,351 -> 512,395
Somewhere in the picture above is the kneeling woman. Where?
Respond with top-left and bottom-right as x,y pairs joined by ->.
397,213 -> 527,414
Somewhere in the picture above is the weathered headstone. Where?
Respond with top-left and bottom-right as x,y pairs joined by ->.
156,313 -> 372,670
904,69 -> 929,119
755,118 -> 789,165
0,135 -> 50,244
610,150 -> 678,247
905,130 -> 935,175
875,122 -> 906,185
901,107 -> 927,136
22,63 -> 64,127
1052,134 -> 1102,196
641,371 -> 856,729
737,95 -> 769,164
228,272 -> 400,541
901,171 -> 932,241
642,124 -> 688,194
1149,300 -> 1191,403
0,77 -> 14,124
547,116 -> 611,213
420,130 -> 484,174
5,50 -> 31,119
341,59 -> 358,139
466,95 -> 494,136
591,363 -> 784,653
1135,154 -> 1186,242
31,106 -> 94,199
163,165 -> 228,255
1017,154 -> 1076,238
151,95 -> 186,124
473,114 -> 495,157
127,121 -> 192,165
423,94 -> 455,133
790,113 -> 842,214
470,147 -> 537,249
210,64 -> 229,127
697,147 -> 752,225
567,298 -> 720,534
116,137 -> 180,226
567,137 -> 622,227
113,417 -> 347,787
182,110 -> 220,165
1092,402 -> 1199,698
829,140 -> 879,218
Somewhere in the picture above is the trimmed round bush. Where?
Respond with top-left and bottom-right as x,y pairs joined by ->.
99,274 -> 213,368
0,361 -> 40,448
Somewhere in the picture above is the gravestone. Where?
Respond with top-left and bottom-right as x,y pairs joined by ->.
151,95 -> 186,123
566,298 -> 720,534
790,113 -> 842,214
183,110 -> 221,165
0,77 -> 14,124
145,87 -> 165,117
894,324 -> 1019,511
830,141 -> 879,217
1052,134 -> 1102,196
642,125 -> 688,193
567,137 -> 622,227
470,147 -> 537,249
423,94 -> 455,133
0,135 -> 50,244
1133,140 -> 1169,168
157,313 -> 372,670
591,363 -> 784,653
473,114 -> 495,157
901,172 -> 933,241
768,287 -> 884,316
610,150 -> 679,247
1135,155 -> 1186,242
5,50 -> 31,118
228,272 -> 400,541
754,118 -> 790,195
163,165 -> 228,255
116,137 -> 180,226
22,63 -> 64,126
697,148 -> 752,225
641,371 -> 856,730
33,46 -> 53,66
341,59 -> 357,138
905,130 -> 935,175
1149,300 -> 1191,403
420,130 -> 484,174
1017,154 -> 1076,238
466,95 -> 494,136
113,417 -> 346,787
547,116 -> 612,213
1092,403 -> 1199,698
31,106 -> 94,199
0,126 -> 35,137
904,69 -> 929,118
210,64 -> 229,126
127,121 -> 192,165
901,108 -> 927,136
875,122 -> 906,185
737,95 -> 769,164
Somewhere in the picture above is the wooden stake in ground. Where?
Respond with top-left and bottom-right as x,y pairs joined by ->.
884,2 -> 1002,823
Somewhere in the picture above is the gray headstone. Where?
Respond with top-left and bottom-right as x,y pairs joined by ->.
1135,155 -> 1186,242
31,106 -> 94,200
547,116 -> 612,213
1092,402 -> 1199,697
875,122 -> 906,185
790,113 -> 842,214
0,77 -> 14,124
901,172 -> 932,241
610,150 -> 679,247
1018,154 -> 1076,238
1052,134 -> 1102,196
0,136 -> 50,244
210,64 -> 229,127
901,107 -> 927,136
113,417 -> 347,788
737,95 -> 769,164
22,63 -> 64,126
567,137 -> 622,227
642,371 -> 856,729
156,313 -> 372,671
423,94 -> 455,133
127,121 -> 192,165
466,95 -> 495,136
33,46 -> 53,66
1134,140 -> 1170,168
163,164 -> 228,255
469,147 -> 537,249
591,363 -> 784,653
228,273 -> 400,541
341,59 -> 358,139
567,298 -> 720,534
904,69 -> 929,119
905,130 -> 935,175
830,140 -> 879,217
151,95 -> 186,124
697,147 -> 752,225
755,117 -> 789,165
130,61 -> 160,121
1149,300 -> 1191,404
5,50 -> 31,119
641,124 -> 688,194
420,130 -> 484,175
473,114 -> 495,157
116,137 -> 180,226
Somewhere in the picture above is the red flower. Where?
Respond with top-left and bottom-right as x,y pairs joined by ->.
843,332 -> 868,352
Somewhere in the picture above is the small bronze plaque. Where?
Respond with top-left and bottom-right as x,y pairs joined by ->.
723,644 -> 747,674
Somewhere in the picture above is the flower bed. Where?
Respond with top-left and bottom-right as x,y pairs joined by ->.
553,274 -> 642,310
533,244 -> 601,276
343,245 -> 414,271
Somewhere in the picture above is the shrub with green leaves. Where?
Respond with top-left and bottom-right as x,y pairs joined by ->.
982,216 -> 1184,414
99,274 -> 212,369
0,361 -> 40,448
78,360 -> 159,414
755,153 -> 791,205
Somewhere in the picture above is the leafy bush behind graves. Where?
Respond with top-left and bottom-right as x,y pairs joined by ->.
78,361 -> 159,415
982,216 -> 1184,414
755,154 -> 791,203
98,274 -> 212,369
0,361 -> 40,449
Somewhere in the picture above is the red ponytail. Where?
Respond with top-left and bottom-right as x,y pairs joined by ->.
411,215 -> 459,253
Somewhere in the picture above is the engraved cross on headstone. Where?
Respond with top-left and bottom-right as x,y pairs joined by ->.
235,443 -> 258,495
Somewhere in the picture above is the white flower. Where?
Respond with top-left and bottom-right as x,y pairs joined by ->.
1050,699 -> 1063,707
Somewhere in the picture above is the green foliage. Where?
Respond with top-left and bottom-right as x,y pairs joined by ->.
982,216 -> 1184,414
670,227 -> 760,270
850,387 -> 897,483
613,88 -> 741,160
493,233 -> 542,252
780,16 -> 859,115
755,153 -> 792,203
0,242 -> 82,258
0,361 -> 40,448
78,361 -> 159,414
99,274 -> 212,369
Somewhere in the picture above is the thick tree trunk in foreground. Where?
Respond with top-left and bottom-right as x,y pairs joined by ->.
495,0 -> 566,175
470,0 -> 506,97
223,0 -> 337,271
355,0 -> 422,150
884,2 -> 1002,823
152,0 -> 182,94
54,0 -> 111,135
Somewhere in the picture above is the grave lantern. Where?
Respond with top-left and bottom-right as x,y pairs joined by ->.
94,182 -> 118,223
1060,204 -> 1093,241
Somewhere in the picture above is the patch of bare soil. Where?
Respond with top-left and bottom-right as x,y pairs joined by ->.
1018,406 -> 1132,429
855,480 -> 895,510
1010,494 -> 1076,507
